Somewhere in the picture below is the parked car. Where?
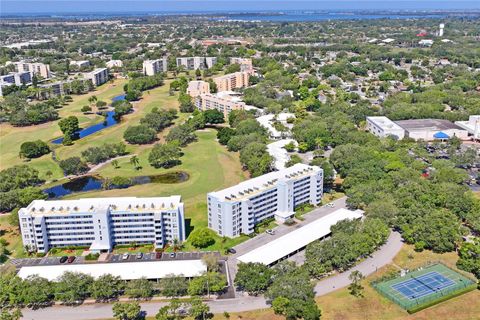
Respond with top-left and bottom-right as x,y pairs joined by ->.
136,252 -> 143,259
67,256 -> 75,263
122,253 -> 129,260
227,248 -> 237,254
266,229 -> 275,235
155,252 -> 162,259
59,256 -> 68,263
169,252 -> 176,258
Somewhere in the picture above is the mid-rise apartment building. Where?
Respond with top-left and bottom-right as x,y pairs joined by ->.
230,57 -> 254,72
14,61 -> 51,79
84,68 -> 108,86
176,57 -> 217,70
194,92 -> 245,116
207,164 -> 323,237
187,80 -> 210,97
0,71 -> 32,86
19,196 -> 185,253
143,58 -> 168,76
213,71 -> 251,92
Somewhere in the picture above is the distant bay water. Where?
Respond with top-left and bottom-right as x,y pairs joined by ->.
1,1 -> 480,18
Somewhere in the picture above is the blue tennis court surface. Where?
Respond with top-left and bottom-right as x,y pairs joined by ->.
392,271 -> 455,300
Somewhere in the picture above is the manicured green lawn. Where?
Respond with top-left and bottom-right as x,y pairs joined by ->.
65,130 -> 248,243
0,79 -> 127,179
0,214 -> 26,259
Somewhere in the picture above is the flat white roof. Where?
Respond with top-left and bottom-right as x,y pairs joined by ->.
267,139 -> 296,170
367,116 -> 404,131
21,196 -> 182,216
209,163 -> 320,201
238,208 -> 364,265
17,260 -> 206,281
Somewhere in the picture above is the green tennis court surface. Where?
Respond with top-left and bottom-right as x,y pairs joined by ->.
373,263 -> 476,313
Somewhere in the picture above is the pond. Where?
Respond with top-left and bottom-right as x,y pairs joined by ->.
52,111 -> 119,144
51,95 -> 126,144
43,172 -> 190,199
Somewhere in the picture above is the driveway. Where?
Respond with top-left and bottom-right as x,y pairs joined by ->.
227,197 -> 348,280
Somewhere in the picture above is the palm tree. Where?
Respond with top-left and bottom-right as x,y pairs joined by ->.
111,159 -> 119,169
129,155 -> 140,170
45,170 -> 53,181
171,238 -> 182,252
88,95 -> 98,111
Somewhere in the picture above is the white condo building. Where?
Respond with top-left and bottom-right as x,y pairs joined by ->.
143,58 -> 168,76
207,164 -> 323,237
19,196 -> 185,253
176,57 -> 217,70
84,68 -> 108,86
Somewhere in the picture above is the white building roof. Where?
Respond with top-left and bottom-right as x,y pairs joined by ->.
209,163 -> 320,202
17,260 -> 206,281
238,208 -> 364,265
367,116 -> 404,131
21,196 -> 182,216
455,115 -> 480,139
267,139 -> 296,170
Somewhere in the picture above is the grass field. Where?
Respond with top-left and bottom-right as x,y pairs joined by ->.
0,214 -> 26,259
204,244 -> 480,320
0,79 -> 127,179
64,129 -> 248,248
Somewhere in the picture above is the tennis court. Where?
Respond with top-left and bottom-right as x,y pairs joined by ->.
392,271 -> 455,299
373,263 -> 476,313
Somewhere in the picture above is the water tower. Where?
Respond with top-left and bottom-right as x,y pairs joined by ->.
439,23 -> 445,37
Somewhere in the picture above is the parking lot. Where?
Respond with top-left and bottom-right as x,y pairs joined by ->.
9,251 -> 222,269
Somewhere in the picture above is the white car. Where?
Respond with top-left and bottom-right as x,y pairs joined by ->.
122,253 -> 129,260
266,229 -> 275,235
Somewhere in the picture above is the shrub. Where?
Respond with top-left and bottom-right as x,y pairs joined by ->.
19,140 -> 50,159
189,228 -> 216,248
123,125 -> 156,144
59,157 -> 89,175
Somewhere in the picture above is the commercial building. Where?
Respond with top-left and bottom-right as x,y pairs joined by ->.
19,196 -> 186,253
143,58 -> 168,76
176,57 -> 217,70
187,80 -> 210,97
366,116 -> 406,140
194,92 -> 246,116
207,164 -> 323,237
455,116 -> 480,140
395,119 -> 469,141
213,71 -> 251,92
84,68 -> 108,86
14,61 -> 51,79
18,260 -> 206,281
106,60 -> 123,68
238,208 -> 364,266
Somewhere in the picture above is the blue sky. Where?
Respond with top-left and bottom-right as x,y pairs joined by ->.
2,1 -> 479,14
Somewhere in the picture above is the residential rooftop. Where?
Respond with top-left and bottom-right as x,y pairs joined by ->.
21,196 -> 182,216
208,163 -> 320,202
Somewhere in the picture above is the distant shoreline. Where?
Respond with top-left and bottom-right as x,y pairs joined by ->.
1,9 -> 480,21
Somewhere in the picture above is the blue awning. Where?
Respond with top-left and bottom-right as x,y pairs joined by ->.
434,131 -> 450,139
